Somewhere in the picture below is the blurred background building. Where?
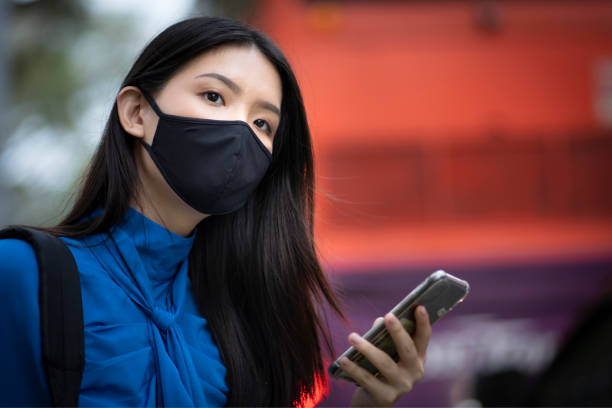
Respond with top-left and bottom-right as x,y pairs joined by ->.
1,0 -> 611,406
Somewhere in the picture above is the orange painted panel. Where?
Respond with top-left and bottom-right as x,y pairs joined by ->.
254,0 -> 612,263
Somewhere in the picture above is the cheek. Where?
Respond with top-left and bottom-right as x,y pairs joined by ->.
143,112 -> 159,145
137,143 -> 174,194
256,134 -> 273,154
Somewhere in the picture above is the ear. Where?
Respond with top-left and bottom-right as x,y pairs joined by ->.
116,86 -> 149,139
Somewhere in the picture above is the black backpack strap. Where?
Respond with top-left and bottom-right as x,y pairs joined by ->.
0,227 -> 84,407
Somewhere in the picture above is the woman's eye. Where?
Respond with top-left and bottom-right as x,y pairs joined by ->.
254,119 -> 270,133
203,92 -> 224,105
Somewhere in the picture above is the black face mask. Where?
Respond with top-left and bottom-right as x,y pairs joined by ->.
137,88 -> 272,215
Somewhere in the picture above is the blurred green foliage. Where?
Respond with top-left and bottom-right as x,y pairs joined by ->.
3,0 -> 259,225
10,0 -> 90,130
193,0 -> 258,21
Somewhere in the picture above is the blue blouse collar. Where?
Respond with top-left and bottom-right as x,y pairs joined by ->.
112,207 -> 196,281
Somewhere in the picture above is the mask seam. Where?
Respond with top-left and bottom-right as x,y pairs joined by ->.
211,150 -> 240,206
209,128 -> 271,206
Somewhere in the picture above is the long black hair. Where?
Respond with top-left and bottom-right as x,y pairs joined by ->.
46,16 -> 344,407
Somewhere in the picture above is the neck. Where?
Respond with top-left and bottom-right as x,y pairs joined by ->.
129,197 -> 205,238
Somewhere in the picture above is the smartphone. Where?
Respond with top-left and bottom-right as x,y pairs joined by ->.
328,270 -> 470,383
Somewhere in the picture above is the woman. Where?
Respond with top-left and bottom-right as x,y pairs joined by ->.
0,16 -> 430,407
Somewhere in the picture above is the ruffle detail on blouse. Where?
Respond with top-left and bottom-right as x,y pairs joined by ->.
60,208 -> 228,407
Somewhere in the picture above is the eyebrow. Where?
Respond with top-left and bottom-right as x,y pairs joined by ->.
255,100 -> 281,116
195,72 -> 281,117
195,72 -> 242,94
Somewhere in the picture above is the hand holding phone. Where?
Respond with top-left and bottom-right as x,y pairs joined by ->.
329,270 -> 470,383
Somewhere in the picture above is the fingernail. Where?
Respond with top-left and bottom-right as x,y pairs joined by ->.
340,357 -> 349,367
349,332 -> 361,345
419,306 -> 428,317
385,312 -> 397,326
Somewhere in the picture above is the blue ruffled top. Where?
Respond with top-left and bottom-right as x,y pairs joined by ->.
0,207 -> 228,406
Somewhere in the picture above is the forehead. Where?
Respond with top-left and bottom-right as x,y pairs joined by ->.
172,44 -> 282,104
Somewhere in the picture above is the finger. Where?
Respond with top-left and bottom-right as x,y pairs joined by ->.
372,316 -> 384,329
384,313 -> 427,387
348,332 -> 400,383
412,305 -> 432,361
384,312 -> 418,364
339,356 -> 393,400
